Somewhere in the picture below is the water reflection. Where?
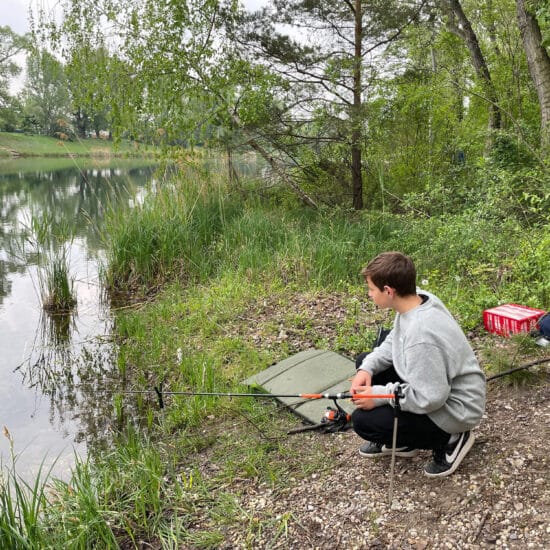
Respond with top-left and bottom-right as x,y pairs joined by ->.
1,155 -> 261,478
19,310 -> 74,387
16,307 -> 152,453
0,164 -> 149,306
0,160 -> 157,479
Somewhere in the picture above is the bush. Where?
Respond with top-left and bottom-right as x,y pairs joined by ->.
104,172 -> 548,329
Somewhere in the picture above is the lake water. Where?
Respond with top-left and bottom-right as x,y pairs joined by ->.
0,158 -> 156,481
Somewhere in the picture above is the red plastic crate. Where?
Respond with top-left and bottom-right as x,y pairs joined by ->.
483,304 -> 546,337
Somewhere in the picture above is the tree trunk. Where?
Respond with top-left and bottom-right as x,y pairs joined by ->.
516,0 -> 550,150
351,0 -> 364,210
226,145 -> 240,188
446,0 -> 501,132
74,108 -> 87,138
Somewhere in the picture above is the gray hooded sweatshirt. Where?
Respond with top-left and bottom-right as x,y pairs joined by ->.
359,289 -> 486,434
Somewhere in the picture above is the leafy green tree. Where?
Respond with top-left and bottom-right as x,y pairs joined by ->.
516,0 -> 550,149
444,0 -> 502,135
0,26 -> 29,130
23,48 -> 71,136
445,0 -> 550,153
0,95 -> 23,132
478,0 -> 537,135
46,1 -> 233,140
66,45 -> 114,138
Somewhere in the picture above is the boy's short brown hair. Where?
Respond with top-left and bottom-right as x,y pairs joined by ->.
361,251 -> 417,296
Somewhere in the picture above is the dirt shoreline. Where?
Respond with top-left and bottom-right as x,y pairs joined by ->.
210,291 -> 550,548
216,381 -> 549,549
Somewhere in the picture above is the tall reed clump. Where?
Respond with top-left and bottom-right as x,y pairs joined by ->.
103,172 -> 241,294
44,427 -> 193,548
1,425 -> 181,548
29,213 -> 77,312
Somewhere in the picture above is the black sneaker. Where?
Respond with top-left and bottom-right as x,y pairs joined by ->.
359,441 -> 418,458
424,431 -> 475,477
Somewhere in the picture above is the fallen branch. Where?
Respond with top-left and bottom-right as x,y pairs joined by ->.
486,357 -> 550,381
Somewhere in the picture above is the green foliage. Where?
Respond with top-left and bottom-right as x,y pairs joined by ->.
19,427 -> 192,549
235,68 -> 284,128
487,131 -> 536,168
0,26 -> 28,97
400,150 -> 549,230
534,0 -> 550,46
0,27 -> 28,132
509,230 -> 550,306
106,173 -> 549,331
23,48 -> 71,137
0,96 -> 23,132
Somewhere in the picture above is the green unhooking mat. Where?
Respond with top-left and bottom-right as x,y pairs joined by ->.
243,350 -> 357,425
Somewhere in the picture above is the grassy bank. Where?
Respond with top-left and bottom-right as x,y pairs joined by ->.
0,131 -> 156,158
2,169 -> 548,548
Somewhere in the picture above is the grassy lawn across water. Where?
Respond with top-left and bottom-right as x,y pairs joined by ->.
0,131 -> 155,158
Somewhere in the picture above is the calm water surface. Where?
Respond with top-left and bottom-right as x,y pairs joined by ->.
0,159 -> 155,481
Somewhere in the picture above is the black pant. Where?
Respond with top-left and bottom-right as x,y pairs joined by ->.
351,353 -> 450,450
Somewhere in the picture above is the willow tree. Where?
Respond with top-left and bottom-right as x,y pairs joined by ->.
65,45 -> 115,138
44,0 -> 231,139
44,0 -> 325,206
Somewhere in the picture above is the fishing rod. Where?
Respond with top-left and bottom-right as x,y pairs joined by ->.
102,385 -> 394,434
104,352 -> 550,415
102,355 -> 550,410
138,385 -> 394,409
144,383 -> 402,505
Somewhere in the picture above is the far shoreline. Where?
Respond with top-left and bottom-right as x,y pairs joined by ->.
0,131 -> 159,160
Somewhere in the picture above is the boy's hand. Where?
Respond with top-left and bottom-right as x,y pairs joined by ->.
351,384 -> 376,410
351,369 -> 372,393
351,370 -> 376,410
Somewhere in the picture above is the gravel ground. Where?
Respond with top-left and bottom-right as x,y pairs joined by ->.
215,378 -> 549,549
211,291 -> 550,549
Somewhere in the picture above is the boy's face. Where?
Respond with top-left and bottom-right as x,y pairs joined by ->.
366,276 -> 394,309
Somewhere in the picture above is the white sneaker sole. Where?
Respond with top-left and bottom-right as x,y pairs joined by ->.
424,432 -> 476,478
359,445 -> 419,458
